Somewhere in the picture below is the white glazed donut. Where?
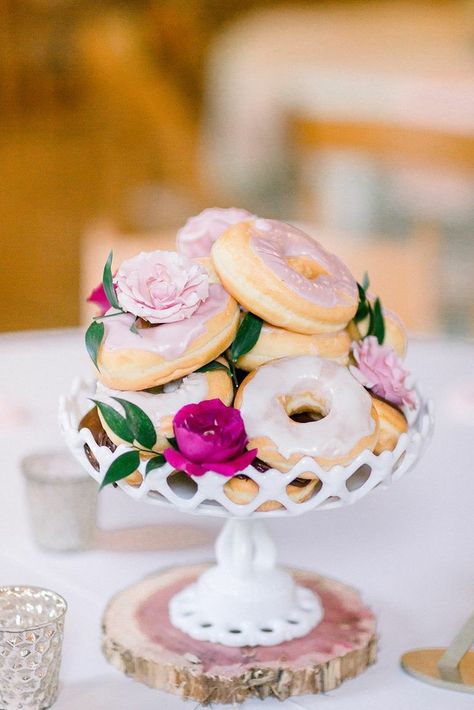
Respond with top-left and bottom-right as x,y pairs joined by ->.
211,218 -> 358,334
234,355 -> 379,471
176,207 -> 256,257
236,322 -> 351,371
94,358 -> 234,452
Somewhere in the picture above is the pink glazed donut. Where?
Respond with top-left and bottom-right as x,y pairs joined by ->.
176,207 -> 255,258
212,218 -> 359,334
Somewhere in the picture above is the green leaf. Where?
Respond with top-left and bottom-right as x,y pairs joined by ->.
102,251 -> 120,310
143,385 -> 164,394
196,360 -> 232,377
85,320 -> 104,369
100,450 -> 140,490
230,312 -> 263,362
354,283 -> 370,323
369,297 -> 385,344
91,400 -> 134,443
145,454 -> 166,476
166,436 -> 178,449
129,318 -> 141,335
362,272 -> 370,291
112,397 -> 157,449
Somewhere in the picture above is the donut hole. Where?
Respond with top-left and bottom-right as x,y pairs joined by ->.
282,392 -> 329,423
286,256 -> 328,281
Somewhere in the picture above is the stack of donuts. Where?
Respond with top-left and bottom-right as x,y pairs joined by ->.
83,208 -> 415,510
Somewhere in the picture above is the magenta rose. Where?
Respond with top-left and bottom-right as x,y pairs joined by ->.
164,399 -> 257,477
350,336 -> 416,409
114,250 -> 209,324
87,282 -> 110,316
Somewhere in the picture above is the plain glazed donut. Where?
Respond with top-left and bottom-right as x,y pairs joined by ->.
96,270 -> 240,391
211,218 -> 358,334
234,355 -> 379,471
176,207 -> 255,257
94,357 -> 234,451
224,471 -> 319,512
371,397 -> 408,454
236,322 -> 351,371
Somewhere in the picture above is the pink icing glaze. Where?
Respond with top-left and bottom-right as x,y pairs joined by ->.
250,219 -> 357,308
135,571 -> 375,675
176,207 -> 255,257
102,283 -> 231,360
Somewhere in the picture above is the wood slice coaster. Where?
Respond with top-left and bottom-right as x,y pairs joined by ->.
102,564 -> 377,705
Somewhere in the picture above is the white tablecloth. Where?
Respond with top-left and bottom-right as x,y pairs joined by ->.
1,328 -> 473,709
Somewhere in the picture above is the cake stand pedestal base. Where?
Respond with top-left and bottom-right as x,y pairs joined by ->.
102,564 -> 377,705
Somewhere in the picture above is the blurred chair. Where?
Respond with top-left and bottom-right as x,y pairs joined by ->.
291,115 -> 474,334
303,224 -> 441,334
80,222 -> 175,324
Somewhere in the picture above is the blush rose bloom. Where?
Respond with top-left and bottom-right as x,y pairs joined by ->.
164,399 -> 257,477
87,282 -> 110,316
114,251 -> 209,324
176,207 -> 256,257
350,336 -> 416,409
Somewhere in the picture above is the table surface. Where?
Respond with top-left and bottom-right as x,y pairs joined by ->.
1,328 -> 473,709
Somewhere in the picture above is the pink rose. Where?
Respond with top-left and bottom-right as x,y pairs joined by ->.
176,207 -> 255,257
114,251 -> 209,324
350,336 -> 416,409
87,282 -> 110,316
164,399 -> 257,477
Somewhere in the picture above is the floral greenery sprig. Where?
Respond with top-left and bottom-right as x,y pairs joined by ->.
353,273 -> 385,345
92,397 -> 167,489
85,251 -> 128,370
226,312 -> 263,386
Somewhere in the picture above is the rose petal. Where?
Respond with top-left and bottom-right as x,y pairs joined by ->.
201,449 -> 258,476
87,282 -> 110,316
163,448 -> 208,477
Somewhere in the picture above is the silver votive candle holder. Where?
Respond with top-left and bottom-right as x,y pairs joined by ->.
0,586 -> 67,709
21,450 -> 98,552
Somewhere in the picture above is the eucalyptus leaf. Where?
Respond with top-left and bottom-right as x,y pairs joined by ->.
102,250 -> 120,310
145,454 -> 166,476
100,450 -> 140,490
85,320 -> 104,369
91,400 -> 134,443
370,297 -> 385,344
112,397 -> 157,449
196,361 -> 232,377
362,272 -> 370,291
230,312 -> 263,362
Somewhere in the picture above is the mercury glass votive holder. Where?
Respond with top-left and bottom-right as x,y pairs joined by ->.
21,451 -> 98,552
0,586 -> 67,709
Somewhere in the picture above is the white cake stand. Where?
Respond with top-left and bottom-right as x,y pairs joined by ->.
60,378 -> 432,645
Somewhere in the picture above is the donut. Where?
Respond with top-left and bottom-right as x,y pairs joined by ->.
371,397 -> 408,454
211,218 -> 358,334
96,265 -> 240,391
224,469 -> 319,512
234,355 -> 379,471
348,299 -> 407,358
176,207 -> 255,257
94,357 -> 234,451
236,322 -> 351,371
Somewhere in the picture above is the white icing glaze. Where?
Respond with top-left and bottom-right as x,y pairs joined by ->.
95,374 -> 209,433
238,355 -> 375,459
249,219 -> 357,308
102,283 -> 230,360
177,207 -> 255,257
